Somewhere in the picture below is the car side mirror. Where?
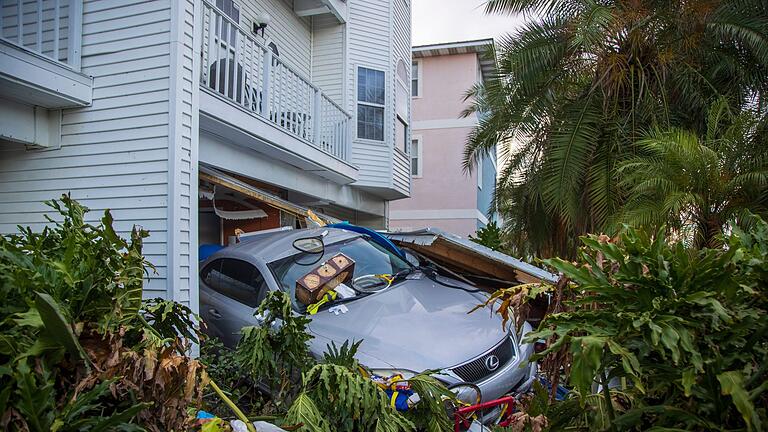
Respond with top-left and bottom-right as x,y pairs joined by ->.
403,250 -> 420,267
293,237 -> 324,254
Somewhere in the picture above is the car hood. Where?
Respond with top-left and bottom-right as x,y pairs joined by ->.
306,274 -> 509,372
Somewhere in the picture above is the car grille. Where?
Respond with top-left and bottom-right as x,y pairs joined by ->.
451,337 -> 514,383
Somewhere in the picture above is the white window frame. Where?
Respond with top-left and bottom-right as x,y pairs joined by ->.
411,59 -> 422,98
477,156 -> 483,189
396,115 -> 409,153
395,59 -> 410,153
411,134 -> 423,178
356,65 -> 386,142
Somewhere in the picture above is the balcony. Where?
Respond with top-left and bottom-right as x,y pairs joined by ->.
293,0 -> 347,22
199,0 -> 356,184
0,0 -> 92,108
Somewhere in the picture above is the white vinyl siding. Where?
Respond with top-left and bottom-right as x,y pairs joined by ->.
0,0 -> 196,309
169,0 -> 198,308
392,148 -> 409,194
390,0 -> 410,196
311,14 -> 344,105
347,0 -> 391,186
235,0 -> 311,77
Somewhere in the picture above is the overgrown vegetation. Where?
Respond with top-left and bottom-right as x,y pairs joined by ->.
0,196 -> 460,431
482,217 -> 768,430
0,195 -> 207,431
618,99 -> 768,248
201,290 -> 459,431
466,0 -> 768,258
470,221 -> 505,252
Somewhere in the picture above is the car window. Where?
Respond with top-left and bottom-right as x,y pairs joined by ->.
268,236 -> 410,310
202,258 -> 266,308
201,259 -> 222,286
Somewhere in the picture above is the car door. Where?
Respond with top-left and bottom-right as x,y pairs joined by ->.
201,258 -> 268,348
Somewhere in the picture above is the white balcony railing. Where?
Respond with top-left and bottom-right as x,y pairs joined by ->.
201,1 -> 352,162
0,0 -> 82,70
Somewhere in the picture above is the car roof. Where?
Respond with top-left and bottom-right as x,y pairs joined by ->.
205,227 -> 361,265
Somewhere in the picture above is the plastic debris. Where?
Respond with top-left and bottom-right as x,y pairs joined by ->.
328,304 -> 348,315
231,420 -> 288,432
334,283 -> 356,299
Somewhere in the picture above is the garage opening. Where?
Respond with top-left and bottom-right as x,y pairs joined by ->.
198,165 -> 338,260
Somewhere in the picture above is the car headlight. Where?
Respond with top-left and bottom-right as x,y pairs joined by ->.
448,383 -> 482,405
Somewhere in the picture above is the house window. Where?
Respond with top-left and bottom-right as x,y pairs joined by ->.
216,0 -> 240,22
411,61 -> 421,97
477,158 -> 483,189
214,0 -> 239,46
268,41 -> 279,57
411,136 -> 422,177
357,67 -> 385,141
396,117 -> 408,153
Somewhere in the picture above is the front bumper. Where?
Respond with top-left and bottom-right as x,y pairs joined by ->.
443,333 -> 537,404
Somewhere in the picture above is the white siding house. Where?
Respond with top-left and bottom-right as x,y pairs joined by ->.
0,0 -> 412,313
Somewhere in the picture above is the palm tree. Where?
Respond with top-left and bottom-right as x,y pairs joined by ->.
617,100 -> 768,248
464,0 -> 768,257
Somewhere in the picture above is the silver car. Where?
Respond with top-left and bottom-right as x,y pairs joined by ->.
199,227 -> 536,405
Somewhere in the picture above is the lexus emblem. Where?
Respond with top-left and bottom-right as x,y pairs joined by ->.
484,354 -> 500,371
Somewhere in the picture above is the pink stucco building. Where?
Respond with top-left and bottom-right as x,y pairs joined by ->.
389,39 -> 497,238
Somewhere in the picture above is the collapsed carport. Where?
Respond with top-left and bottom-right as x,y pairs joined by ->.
198,165 -> 338,257
386,227 -> 558,287
385,228 -> 559,327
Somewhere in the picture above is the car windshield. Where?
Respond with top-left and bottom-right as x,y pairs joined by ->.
268,236 -> 411,311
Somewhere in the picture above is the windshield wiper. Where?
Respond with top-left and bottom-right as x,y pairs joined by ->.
313,292 -> 372,313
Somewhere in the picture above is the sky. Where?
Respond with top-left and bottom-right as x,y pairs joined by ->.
412,0 -> 527,46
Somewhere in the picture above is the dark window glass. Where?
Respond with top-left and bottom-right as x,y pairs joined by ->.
411,139 -> 420,176
268,42 -> 280,57
216,0 -> 240,22
357,67 -> 385,105
357,105 -> 384,141
411,62 -> 419,96
201,259 -> 223,286
204,258 -> 266,307
269,237 -> 410,311
357,67 -> 385,141
396,117 -> 408,152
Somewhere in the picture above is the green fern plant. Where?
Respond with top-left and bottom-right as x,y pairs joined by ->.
322,340 -> 363,368
236,290 -> 315,404
487,219 -> 768,430
286,363 -> 416,432
0,195 -> 206,431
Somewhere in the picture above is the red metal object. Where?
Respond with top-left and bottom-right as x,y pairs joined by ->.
453,396 -> 516,432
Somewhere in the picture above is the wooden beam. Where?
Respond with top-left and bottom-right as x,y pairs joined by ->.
406,240 -> 546,284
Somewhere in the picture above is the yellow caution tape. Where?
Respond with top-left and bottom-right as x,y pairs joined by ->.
390,391 -> 399,409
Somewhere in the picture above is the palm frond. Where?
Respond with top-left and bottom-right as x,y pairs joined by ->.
540,93 -> 604,228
